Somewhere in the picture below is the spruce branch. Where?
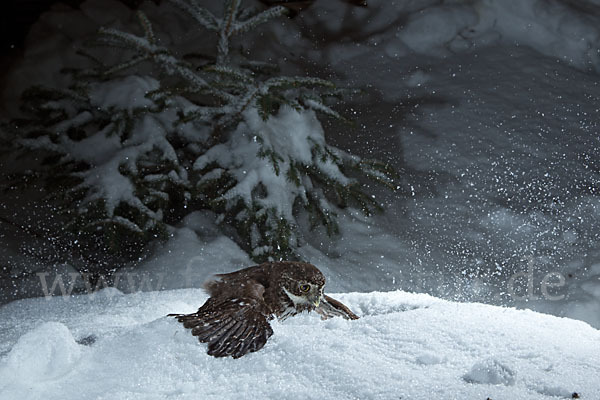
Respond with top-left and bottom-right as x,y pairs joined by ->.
96,27 -> 155,51
136,11 -> 157,45
22,86 -> 88,106
306,193 -> 339,236
178,106 -> 226,123
263,76 -> 335,91
216,0 -> 242,65
204,64 -> 254,83
168,0 -> 219,31
74,49 -> 105,67
239,59 -> 279,75
95,25 -> 233,101
98,54 -> 150,77
236,4 -> 260,21
232,76 -> 337,121
302,97 -> 346,121
232,5 -> 288,36
358,159 -> 400,191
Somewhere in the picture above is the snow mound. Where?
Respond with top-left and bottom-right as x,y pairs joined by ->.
536,385 -> 578,398
477,0 -> 600,70
0,322 -> 81,384
464,359 -> 516,386
0,290 -> 598,399
397,5 -> 479,55
315,0 -> 600,71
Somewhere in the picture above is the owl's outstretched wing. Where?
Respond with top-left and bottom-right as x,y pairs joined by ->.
169,285 -> 273,358
316,294 -> 359,320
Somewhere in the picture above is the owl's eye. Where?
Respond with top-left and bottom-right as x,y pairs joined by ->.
299,284 -> 310,293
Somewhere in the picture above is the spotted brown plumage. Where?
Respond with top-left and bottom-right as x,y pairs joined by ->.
169,261 -> 359,358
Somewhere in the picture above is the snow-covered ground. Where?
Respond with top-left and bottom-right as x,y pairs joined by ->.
0,289 -> 598,400
1,3 -> 600,393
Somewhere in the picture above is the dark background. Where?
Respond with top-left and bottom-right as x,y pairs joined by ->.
0,0 -> 147,56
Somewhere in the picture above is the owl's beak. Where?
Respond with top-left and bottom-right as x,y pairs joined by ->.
311,295 -> 321,307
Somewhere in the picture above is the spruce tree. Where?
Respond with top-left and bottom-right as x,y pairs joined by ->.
3,0 -> 398,268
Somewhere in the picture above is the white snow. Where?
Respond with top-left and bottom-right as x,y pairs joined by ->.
0,290 -> 598,400
89,75 -> 159,112
1,2 -> 600,395
2,322 -> 81,386
299,0 -> 600,72
397,5 -> 479,55
463,359 -> 516,386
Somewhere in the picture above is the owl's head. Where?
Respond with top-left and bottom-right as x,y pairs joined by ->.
278,262 -> 325,309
